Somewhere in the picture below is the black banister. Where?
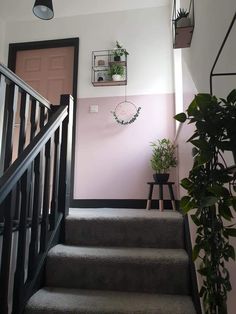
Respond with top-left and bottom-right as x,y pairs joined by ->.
0,63 -> 51,109
0,61 -> 73,314
0,105 -> 67,203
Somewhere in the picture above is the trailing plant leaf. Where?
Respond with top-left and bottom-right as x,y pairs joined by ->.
200,196 -> 218,207
225,228 -> 236,237
191,214 -> 201,226
227,89 -> 236,104
192,244 -> 201,261
174,112 -> 187,122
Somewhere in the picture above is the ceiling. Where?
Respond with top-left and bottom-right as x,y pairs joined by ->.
0,0 -> 170,22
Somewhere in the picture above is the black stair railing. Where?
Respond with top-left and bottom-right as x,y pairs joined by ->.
0,63 -> 73,314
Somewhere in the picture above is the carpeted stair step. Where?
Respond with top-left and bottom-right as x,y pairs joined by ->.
46,244 -> 190,295
66,209 -> 184,248
25,287 -> 196,314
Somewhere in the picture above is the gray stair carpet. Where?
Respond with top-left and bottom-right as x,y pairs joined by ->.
25,288 -> 196,314
66,208 -> 185,248
25,208 -> 196,314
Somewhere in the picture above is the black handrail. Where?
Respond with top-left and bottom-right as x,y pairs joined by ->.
0,63 -> 51,109
0,92 -> 73,314
210,11 -> 236,95
0,105 -> 67,203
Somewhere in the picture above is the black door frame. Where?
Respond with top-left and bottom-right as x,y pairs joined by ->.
8,37 -> 79,205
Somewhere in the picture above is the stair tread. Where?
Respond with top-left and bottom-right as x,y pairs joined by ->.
25,287 -> 196,314
66,209 -> 184,249
48,244 -> 189,264
68,208 -> 183,220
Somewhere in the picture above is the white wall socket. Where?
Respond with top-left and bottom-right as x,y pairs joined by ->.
89,105 -> 99,113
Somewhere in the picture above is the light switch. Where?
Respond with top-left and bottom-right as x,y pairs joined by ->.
90,105 -> 99,113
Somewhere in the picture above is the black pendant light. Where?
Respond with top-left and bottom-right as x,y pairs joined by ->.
33,0 -> 54,20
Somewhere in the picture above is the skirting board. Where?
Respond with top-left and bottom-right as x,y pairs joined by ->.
70,199 -> 179,209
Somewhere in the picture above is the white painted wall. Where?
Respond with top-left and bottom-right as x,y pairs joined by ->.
3,6 -> 174,98
181,0 -> 236,95
175,1 -> 236,312
0,18 -> 5,62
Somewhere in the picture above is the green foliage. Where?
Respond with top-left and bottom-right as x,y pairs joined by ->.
108,64 -> 125,76
150,138 -> 177,173
174,90 -> 236,314
176,8 -> 189,21
113,41 -> 129,57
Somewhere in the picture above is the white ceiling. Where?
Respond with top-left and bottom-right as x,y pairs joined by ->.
0,0 -> 170,22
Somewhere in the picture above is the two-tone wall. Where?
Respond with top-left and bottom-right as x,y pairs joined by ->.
2,5 -> 176,201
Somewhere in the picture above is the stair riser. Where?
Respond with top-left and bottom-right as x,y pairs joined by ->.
46,257 -> 190,295
66,219 -> 185,248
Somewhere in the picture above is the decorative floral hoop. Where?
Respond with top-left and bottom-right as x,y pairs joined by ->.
111,100 -> 141,125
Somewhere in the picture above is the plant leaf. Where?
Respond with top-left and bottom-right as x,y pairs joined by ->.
227,89 -> 236,104
200,196 -> 218,207
174,112 -> 187,123
225,228 -> 236,237
181,178 -> 192,190
192,245 -> 201,261
191,214 -> 201,226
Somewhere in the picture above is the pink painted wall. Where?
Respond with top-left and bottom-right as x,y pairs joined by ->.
74,93 -> 175,199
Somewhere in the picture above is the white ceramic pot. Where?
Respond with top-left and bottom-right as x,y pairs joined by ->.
112,74 -> 122,81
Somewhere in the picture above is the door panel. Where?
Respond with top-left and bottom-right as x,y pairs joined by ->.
12,46 -> 74,163
15,47 -> 74,105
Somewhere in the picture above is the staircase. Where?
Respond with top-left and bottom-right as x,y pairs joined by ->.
25,208 -> 197,314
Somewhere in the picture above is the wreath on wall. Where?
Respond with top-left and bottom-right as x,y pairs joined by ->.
111,100 -> 141,125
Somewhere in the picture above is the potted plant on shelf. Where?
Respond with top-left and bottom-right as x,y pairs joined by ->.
108,63 -> 125,81
113,41 -> 129,62
175,8 -> 191,27
150,138 -> 177,183
174,90 -> 236,314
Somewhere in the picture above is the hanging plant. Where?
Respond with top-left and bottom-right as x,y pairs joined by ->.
174,90 -> 236,314
111,101 -> 141,125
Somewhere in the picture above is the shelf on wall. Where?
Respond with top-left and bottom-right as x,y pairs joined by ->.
92,80 -> 127,87
91,49 -> 127,86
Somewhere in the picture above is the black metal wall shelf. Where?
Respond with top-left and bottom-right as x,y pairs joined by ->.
91,50 -> 127,87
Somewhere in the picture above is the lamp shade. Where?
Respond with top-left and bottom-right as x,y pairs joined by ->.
33,0 -> 54,20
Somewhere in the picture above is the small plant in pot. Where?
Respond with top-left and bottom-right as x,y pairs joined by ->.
113,41 -> 129,62
108,63 -> 125,81
150,138 -> 177,183
175,8 -> 191,27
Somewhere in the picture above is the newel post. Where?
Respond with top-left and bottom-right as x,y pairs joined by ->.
58,95 -> 74,222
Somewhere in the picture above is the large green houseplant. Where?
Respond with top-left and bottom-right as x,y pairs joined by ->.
150,138 -> 177,182
174,89 -> 236,314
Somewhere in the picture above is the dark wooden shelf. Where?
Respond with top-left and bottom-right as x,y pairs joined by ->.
92,80 -> 127,87
174,25 -> 194,49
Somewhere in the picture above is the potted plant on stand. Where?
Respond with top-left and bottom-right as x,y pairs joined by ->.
113,41 -> 129,62
150,138 -> 177,183
108,63 -> 125,81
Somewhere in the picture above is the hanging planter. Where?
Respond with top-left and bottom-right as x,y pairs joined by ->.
172,0 -> 194,49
